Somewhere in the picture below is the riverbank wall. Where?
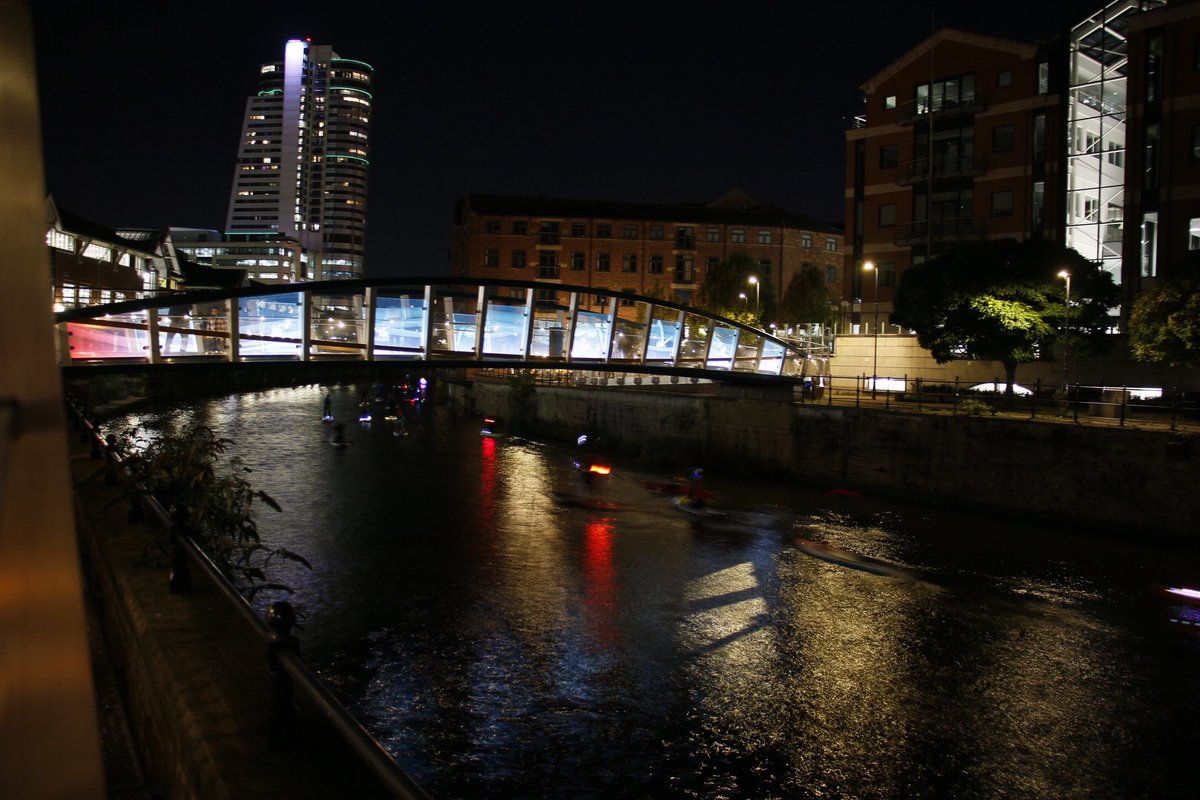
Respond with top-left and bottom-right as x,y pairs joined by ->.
451,379 -> 1197,543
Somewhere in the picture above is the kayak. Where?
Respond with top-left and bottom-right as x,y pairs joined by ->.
671,495 -> 726,518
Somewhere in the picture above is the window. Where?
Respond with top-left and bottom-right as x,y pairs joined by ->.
570,252 -> 585,271
992,125 -> 1014,152
1189,217 -> 1200,251
46,229 -> 74,251
705,227 -> 720,243
483,247 -> 499,267
649,225 -> 664,240
622,253 -> 638,272
674,255 -> 695,283
620,290 -> 636,308
1038,61 -> 1049,94
1032,181 -> 1045,229
1193,126 -> 1200,160
757,230 -> 772,245
705,256 -> 720,273
825,238 -> 838,252
880,262 -> 897,288
596,252 -> 610,271
539,221 -> 560,244
1145,123 -> 1161,189
801,233 -> 813,248
879,144 -> 898,168
1033,112 -> 1046,163
825,266 -> 837,285
512,220 -> 527,235
916,73 -> 975,114
538,250 -> 559,278
675,226 -> 695,248
1147,33 -> 1163,103
991,191 -> 1013,217
485,219 -> 501,234
997,70 -> 1012,87
1142,212 -> 1158,277
878,203 -> 897,227
511,249 -> 526,268
758,258 -> 771,273
649,255 -> 664,274
623,224 -> 639,239
571,222 -> 587,237
885,95 -> 896,109
596,223 -> 612,238
731,229 -> 746,243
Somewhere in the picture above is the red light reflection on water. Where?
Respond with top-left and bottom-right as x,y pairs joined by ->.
583,518 -> 619,648
478,435 -> 496,529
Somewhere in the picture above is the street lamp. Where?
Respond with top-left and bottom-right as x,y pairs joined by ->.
738,291 -> 747,309
747,275 -> 760,312
1057,269 -> 1071,390
864,261 -> 879,397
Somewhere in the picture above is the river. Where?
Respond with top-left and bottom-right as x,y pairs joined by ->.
118,383 -> 1200,799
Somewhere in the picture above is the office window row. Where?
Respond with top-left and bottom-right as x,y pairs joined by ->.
481,218 -> 810,246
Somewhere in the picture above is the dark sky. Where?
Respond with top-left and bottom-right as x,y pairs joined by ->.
33,0 -> 1102,277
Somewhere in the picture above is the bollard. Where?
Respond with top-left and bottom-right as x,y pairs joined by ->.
266,601 -> 301,747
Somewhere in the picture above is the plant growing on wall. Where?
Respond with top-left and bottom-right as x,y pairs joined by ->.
114,417 -> 309,598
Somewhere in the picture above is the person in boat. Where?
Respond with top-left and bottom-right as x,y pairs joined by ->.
687,468 -> 706,508
323,393 -> 333,419
332,423 -> 347,445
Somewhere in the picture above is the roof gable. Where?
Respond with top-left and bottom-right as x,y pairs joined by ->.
861,28 -> 1036,93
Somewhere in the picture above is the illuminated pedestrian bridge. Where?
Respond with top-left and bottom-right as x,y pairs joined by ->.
53,278 -> 828,384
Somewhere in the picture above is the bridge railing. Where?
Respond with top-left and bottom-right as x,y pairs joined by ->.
54,278 -> 814,382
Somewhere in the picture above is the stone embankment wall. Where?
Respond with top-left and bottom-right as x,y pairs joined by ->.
452,379 -> 1196,542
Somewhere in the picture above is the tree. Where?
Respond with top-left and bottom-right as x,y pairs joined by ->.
777,265 -> 835,327
695,252 -> 775,325
892,239 -> 1119,395
1128,256 -> 1200,367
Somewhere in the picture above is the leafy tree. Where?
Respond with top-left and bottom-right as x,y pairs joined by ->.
1128,255 -> 1200,367
892,239 -> 1119,394
696,252 -> 775,325
115,418 -> 309,598
777,265 -> 835,327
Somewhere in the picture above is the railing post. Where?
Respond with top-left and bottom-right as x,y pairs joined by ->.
473,285 -> 487,358
104,433 -> 121,485
1032,379 -> 1040,419
147,307 -> 162,364
1073,384 -> 1080,424
1119,386 -> 1127,427
266,601 -> 300,747
228,298 -> 239,362
1171,387 -> 1179,431
520,288 -> 535,360
301,290 -> 312,362
168,505 -> 194,594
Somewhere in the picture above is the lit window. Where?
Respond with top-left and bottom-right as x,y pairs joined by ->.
997,70 -> 1012,87
731,229 -> 746,243
757,230 -> 772,244
991,191 -> 1013,217
801,233 -> 813,248
825,238 -> 838,252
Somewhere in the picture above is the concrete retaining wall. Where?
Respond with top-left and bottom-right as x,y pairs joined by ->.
451,379 -> 1196,541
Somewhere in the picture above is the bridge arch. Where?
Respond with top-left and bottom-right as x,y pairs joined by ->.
53,278 -> 830,385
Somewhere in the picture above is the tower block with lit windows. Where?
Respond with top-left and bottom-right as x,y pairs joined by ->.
225,39 -> 373,280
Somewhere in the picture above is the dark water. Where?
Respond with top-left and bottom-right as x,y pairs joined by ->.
122,385 -> 1200,799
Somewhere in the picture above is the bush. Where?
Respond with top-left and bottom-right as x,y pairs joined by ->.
114,417 -> 309,598
957,398 -> 997,417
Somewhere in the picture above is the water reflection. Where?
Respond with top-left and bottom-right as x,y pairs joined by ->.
117,385 -> 1200,799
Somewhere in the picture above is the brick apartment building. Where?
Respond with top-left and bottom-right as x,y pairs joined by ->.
844,28 -> 1068,331
450,190 -> 843,315
845,0 -> 1200,331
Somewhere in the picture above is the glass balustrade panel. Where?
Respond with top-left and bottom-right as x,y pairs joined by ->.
311,292 -> 367,355
237,293 -> 302,357
570,309 -> 612,360
429,287 -> 480,354
644,308 -> 681,363
68,308 -> 151,360
373,293 -> 427,355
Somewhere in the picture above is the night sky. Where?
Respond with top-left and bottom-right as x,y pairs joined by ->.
33,0 -> 1102,277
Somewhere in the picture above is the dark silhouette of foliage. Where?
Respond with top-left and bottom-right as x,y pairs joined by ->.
1128,254 -> 1200,367
777,265 -> 835,326
893,239 -> 1119,394
696,252 -> 775,325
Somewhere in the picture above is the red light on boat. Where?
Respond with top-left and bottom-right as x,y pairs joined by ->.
588,464 -> 612,475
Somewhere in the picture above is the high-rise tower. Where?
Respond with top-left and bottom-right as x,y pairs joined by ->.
225,39 -> 372,280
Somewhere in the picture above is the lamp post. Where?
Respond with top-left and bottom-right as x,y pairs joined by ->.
1057,270 -> 1071,391
748,275 -> 760,312
738,292 -> 747,310
864,261 -> 879,397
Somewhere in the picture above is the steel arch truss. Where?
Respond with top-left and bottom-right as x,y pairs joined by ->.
53,278 -> 821,384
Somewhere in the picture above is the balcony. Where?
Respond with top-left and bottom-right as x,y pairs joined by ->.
537,265 -> 560,280
895,217 -> 984,246
538,232 -> 561,246
674,236 -> 696,250
896,91 -> 988,126
896,154 -> 986,186
672,269 -> 696,284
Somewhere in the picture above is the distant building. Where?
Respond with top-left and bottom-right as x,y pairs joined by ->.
451,190 -> 843,312
46,197 -> 168,310
1122,0 -> 1200,314
171,228 -> 306,284
225,39 -> 373,281
843,0 -> 1199,331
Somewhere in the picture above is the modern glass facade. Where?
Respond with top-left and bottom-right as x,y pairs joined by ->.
225,40 -> 373,281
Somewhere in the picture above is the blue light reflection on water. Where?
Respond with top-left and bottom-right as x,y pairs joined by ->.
122,385 -> 1200,799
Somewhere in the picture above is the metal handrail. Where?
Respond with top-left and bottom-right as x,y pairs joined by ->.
66,395 -> 429,799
